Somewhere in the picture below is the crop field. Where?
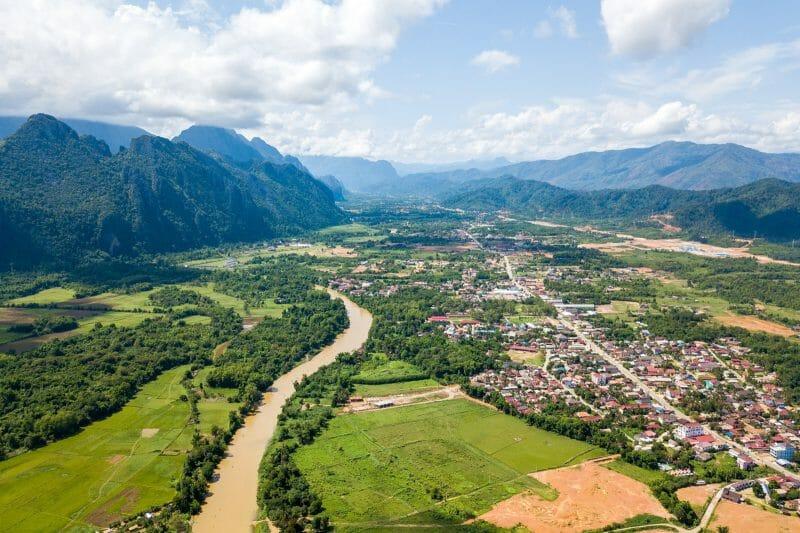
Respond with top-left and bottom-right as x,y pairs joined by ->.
353,378 -> 441,397
294,398 -> 606,529
352,357 -> 427,383
193,367 -> 241,435
0,309 -> 152,353
65,289 -> 158,311
7,287 -> 77,305
603,459 -> 666,485
0,366 -> 193,531
180,282 -> 287,318
184,243 -> 356,269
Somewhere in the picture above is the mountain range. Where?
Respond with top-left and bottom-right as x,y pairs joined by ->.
0,115 -> 346,267
299,155 -> 400,193
0,116 -> 149,154
445,177 -> 800,242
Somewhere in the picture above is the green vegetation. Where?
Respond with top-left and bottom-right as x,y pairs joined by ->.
0,304 -> 240,457
353,378 -> 441,397
296,399 -> 603,528
445,176 -> 800,242
0,115 -> 345,268
604,459 -> 666,485
8,286 -> 76,305
352,355 -> 429,385
586,513 -> 671,533
0,366 -> 195,531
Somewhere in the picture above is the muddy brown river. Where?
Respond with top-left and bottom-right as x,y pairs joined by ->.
192,289 -> 372,532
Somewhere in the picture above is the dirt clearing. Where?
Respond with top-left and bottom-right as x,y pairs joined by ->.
710,500 -> 800,532
676,483 -> 721,507
140,428 -> 159,438
715,313 -> 797,337
479,459 -> 670,533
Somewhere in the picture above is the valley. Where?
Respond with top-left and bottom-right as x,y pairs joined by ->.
4,4 -> 800,532
2,201 -> 800,533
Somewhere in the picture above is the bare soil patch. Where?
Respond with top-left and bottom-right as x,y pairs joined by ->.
716,313 -> 796,337
711,500 -> 800,533
0,330 -> 78,353
344,385 -> 460,413
86,487 -> 140,527
650,214 -> 682,233
676,483 -> 721,507
106,454 -> 125,465
213,340 -> 231,358
328,246 -> 356,257
140,428 -> 159,438
479,460 -> 670,533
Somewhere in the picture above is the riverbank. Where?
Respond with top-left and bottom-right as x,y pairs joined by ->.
192,289 -> 372,533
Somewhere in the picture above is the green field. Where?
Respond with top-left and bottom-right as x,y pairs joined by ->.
353,378 -> 441,397
8,287 -> 77,305
294,398 -> 606,529
184,243 -> 354,269
180,282 -> 286,318
0,366 -> 194,532
193,367 -> 241,435
0,309 -> 154,353
603,459 -> 666,485
352,356 -> 428,383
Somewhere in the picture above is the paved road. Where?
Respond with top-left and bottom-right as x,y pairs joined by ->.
501,250 -> 794,478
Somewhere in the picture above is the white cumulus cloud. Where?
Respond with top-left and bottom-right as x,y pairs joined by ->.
471,50 -> 520,73
601,0 -> 731,58
534,6 -> 578,39
0,0 -> 446,134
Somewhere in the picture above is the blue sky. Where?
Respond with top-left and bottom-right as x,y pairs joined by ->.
2,0 -> 800,162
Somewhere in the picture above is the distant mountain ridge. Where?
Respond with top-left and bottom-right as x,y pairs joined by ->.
391,157 -> 512,176
0,115 -> 150,154
0,115 -> 346,267
444,177 -> 800,242
370,141 -> 800,195
173,125 -> 308,170
298,155 -> 400,193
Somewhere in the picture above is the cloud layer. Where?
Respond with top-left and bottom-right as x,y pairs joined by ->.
0,0 -> 445,131
601,0 -> 730,58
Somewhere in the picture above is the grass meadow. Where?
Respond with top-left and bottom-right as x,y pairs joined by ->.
294,398 -> 606,529
0,366 -> 194,532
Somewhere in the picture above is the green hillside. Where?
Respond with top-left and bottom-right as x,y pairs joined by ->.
0,115 -> 347,267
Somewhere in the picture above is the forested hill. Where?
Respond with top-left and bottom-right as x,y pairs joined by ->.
444,177 -> 800,241
377,141 -> 800,195
0,115 -> 149,154
0,115 -> 347,267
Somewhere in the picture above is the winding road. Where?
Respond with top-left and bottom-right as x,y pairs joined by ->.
192,289 -> 373,533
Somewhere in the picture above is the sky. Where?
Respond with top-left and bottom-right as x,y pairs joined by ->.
2,0 -> 800,163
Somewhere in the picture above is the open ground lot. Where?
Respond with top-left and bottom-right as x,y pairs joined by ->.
479,459 -> 671,533
676,483 -> 721,516
184,243 -> 356,269
293,398 -> 606,530
709,500 -> 800,533
0,366 -> 193,531
716,313 -> 797,337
